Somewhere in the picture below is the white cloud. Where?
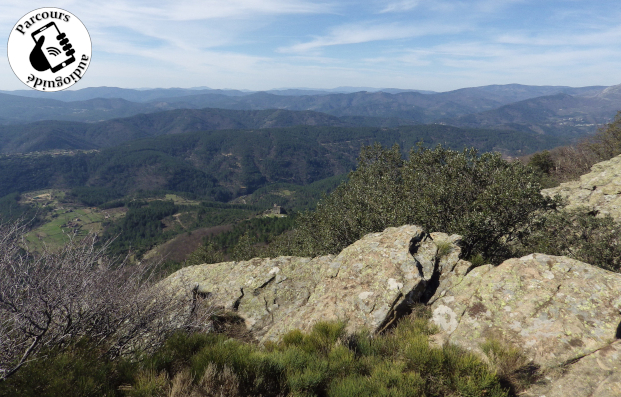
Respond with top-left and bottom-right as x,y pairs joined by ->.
379,0 -> 421,13
496,26 -> 621,47
377,0 -> 527,15
76,0 -> 331,23
279,22 -> 468,53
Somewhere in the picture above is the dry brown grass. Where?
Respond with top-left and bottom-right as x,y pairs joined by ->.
481,338 -> 540,394
168,364 -> 240,397
146,225 -> 234,264
169,369 -> 194,397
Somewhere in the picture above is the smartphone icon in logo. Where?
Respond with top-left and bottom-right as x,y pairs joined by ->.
31,22 -> 75,73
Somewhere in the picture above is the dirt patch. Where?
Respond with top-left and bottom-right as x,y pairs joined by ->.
146,224 -> 234,263
568,338 -> 584,348
467,302 -> 488,317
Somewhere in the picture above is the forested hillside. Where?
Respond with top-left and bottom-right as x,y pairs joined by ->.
0,124 -> 566,200
0,93 -> 156,124
0,108 -> 416,154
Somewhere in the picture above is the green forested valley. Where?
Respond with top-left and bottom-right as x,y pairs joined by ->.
0,123 -> 567,199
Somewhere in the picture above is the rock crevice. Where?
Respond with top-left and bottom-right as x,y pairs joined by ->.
162,224 -> 621,395
164,225 -> 462,341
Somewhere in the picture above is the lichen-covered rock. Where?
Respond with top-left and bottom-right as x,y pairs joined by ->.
163,225 -> 462,342
542,154 -> 621,220
524,339 -> 621,397
161,222 -> 621,392
430,253 -> 621,371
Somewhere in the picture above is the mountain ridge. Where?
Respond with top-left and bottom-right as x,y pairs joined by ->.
0,84 -> 614,129
1,83 -> 607,103
442,87 -> 621,137
0,108 -> 421,154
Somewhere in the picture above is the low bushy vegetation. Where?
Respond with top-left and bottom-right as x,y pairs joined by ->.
0,340 -> 136,397
270,143 -> 556,263
517,113 -> 621,271
516,208 -> 621,272
1,314 -> 522,397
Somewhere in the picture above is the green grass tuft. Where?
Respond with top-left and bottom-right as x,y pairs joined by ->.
1,315 -> 520,397
435,240 -> 453,257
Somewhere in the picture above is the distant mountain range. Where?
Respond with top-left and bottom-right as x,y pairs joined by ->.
0,86 -> 436,102
0,84 -> 616,140
443,85 -> 621,136
0,82 -> 618,203
0,84 -> 604,103
0,87 -> 250,102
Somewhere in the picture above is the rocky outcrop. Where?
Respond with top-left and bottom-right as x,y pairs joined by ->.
542,154 -> 621,221
430,253 -> 621,396
430,253 -> 621,368
163,224 -> 621,395
163,225 -> 462,342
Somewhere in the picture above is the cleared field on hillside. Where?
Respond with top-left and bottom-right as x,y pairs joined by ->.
24,207 -> 124,252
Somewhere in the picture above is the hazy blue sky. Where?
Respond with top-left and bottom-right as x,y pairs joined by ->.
2,0 -> 620,91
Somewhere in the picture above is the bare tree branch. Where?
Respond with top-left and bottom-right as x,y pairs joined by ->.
0,220 -> 210,381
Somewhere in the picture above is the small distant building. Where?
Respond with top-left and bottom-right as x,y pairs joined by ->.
265,203 -> 287,216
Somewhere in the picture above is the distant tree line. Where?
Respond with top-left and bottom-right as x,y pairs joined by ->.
0,193 -> 49,225
526,111 -> 621,185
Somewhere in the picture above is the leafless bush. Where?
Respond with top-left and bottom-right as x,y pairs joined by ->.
546,112 -> 621,183
521,112 -> 621,185
0,220 -> 210,381
548,144 -> 600,182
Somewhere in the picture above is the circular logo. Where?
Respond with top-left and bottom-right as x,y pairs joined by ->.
7,8 -> 92,92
